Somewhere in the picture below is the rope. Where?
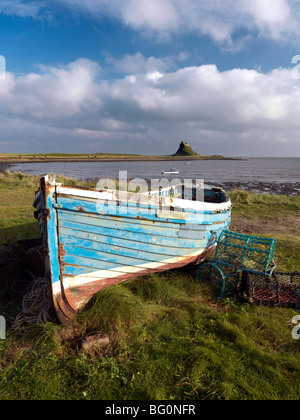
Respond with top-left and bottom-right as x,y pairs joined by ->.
12,276 -> 56,335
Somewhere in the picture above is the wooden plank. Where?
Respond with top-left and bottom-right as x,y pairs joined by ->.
60,250 -> 202,278
57,205 -> 231,233
57,208 -> 217,236
61,242 -> 195,271
58,231 -> 205,262
57,220 -> 207,251
55,195 -> 230,224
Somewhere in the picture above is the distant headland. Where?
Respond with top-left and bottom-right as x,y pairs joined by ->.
0,141 -> 244,163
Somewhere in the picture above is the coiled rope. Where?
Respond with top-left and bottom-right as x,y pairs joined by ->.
12,275 -> 56,335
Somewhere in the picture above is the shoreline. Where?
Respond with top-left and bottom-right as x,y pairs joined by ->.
0,158 -> 246,165
211,180 -> 300,196
0,156 -> 244,164
0,165 -> 298,196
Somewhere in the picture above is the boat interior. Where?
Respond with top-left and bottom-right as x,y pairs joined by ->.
151,184 -> 229,204
51,178 -> 230,206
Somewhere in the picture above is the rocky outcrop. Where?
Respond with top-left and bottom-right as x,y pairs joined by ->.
173,141 -> 198,156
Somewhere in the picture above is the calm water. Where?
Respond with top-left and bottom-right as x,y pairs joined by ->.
8,157 -> 300,195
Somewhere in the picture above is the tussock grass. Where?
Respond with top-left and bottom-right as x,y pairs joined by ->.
76,285 -> 148,350
0,170 -> 97,189
2,271 -> 299,400
230,189 -> 300,218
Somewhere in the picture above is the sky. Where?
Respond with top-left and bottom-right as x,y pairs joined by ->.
0,0 -> 300,157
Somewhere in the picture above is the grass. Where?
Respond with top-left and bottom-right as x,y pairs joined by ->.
230,189 -> 300,218
1,273 -> 299,400
0,171 -> 97,244
0,173 -> 299,400
0,152 -> 142,159
0,172 -> 40,244
0,152 -> 231,162
229,189 -> 300,272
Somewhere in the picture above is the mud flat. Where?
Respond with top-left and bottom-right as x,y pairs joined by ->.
212,180 -> 300,196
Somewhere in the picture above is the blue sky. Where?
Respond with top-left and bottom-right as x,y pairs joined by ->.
0,0 -> 300,156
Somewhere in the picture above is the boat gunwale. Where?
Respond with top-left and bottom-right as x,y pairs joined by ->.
55,183 -> 231,213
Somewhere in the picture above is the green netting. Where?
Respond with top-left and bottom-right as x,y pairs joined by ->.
214,230 -> 276,274
196,261 -> 238,298
196,230 -> 278,299
197,264 -> 300,308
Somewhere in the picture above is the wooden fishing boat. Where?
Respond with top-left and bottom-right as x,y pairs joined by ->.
34,175 -> 231,322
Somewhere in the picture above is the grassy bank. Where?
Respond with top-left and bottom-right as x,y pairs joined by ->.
229,189 -> 300,272
0,171 -> 97,245
0,172 -> 299,400
0,152 -> 237,163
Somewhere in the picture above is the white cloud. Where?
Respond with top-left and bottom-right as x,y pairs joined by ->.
1,57 -> 300,155
0,58 -> 101,121
52,0 -> 122,19
0,0 -> 299,49
50,0 -> 300,46
107,64 -> 297,138
242,0 -> 296,39
0,0 -> 45,18
104,52 -> 189,75
122,0 -> 178,35
104,52 -> 167,75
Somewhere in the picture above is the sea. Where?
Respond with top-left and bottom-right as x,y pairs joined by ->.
5,157 -> 300,195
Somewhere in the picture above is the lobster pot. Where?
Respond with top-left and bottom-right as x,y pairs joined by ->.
196,230 -> 277,299
196,261 -> 240,298
240,271 -> 300,308
215,230 -> 277,273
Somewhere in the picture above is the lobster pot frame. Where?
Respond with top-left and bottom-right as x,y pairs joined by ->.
239,271 -> 300,308
196,230 -> 277,299
196,261 -> 240,298
214,230 -> 277,274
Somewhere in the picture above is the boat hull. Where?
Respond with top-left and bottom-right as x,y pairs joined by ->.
35,176 -> 231,322
53,247 -> 215,322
